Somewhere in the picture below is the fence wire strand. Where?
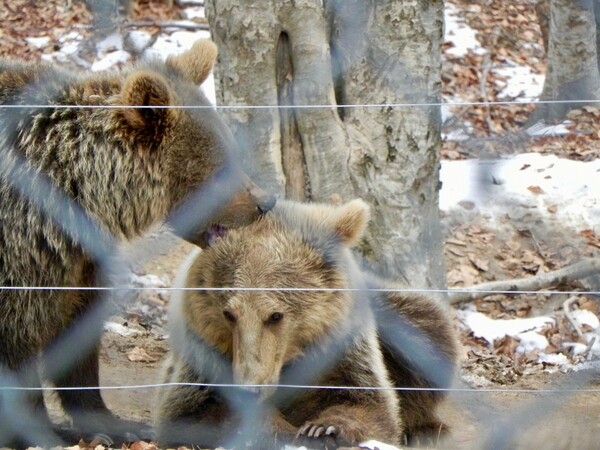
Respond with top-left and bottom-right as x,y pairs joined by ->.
1,97 -> 600,109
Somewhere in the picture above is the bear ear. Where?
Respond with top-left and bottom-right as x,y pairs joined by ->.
120,70 -> 176,129
166,40 -> 217,85
331,199 -> 370,247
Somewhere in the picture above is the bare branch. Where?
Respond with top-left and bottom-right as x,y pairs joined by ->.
563,296 -> 583,338
449,257 -> 600,304
123,21 -> 209,31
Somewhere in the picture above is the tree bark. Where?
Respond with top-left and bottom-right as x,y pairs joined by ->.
205,0 -> 446,290
531,0 -> 600,122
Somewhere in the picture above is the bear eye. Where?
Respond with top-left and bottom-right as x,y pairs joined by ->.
267,312 -> 284,324
223,310 -> 236,323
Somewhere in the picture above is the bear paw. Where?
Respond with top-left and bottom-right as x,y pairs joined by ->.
296,417 -> 368,448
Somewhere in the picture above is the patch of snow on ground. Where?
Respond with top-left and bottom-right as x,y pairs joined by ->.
25,36 -> 51,48
146,29 -> 211,60
41,31 -> 84,65
144,28 -> 215,104
457,310 -> 553,347
92,33 -> 130,71
572,309 -> 600,329
282,440 -> 400,450
104,321 -> 142,337
183,6 -> 205,20
360,440 -> 402,450
92,50 -> 130,71
526,120 -> 573,137
439,153 -> 600,232
494,58 -> 544,101
517,330 -> 550,354
562,309 -> 600,357
539,353 -> 569,365
444,2 -> 487,57
129,273 -> 168,288
127,30 -> 154,52
459,306 -> 600,365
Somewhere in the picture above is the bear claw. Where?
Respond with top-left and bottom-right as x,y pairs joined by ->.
297,423 -> 338,439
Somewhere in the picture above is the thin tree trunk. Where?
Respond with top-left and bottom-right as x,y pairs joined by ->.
205,0 -> 446,290
531,0 -> 600,122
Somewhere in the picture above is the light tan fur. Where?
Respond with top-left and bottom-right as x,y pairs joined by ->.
166,40 -> 218,86
156,199 -> 458,449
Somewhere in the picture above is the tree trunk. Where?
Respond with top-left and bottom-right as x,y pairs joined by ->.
531,0 -> 600,122
205,0 -> 446,290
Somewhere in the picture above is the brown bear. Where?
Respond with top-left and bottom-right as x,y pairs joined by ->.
155,199 -> 458,449
0,40 -> 275,448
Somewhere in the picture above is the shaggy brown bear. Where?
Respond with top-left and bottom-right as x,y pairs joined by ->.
156,199 -> 458,449
0,40 -> 274,447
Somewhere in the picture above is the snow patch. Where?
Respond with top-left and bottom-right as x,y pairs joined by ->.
360,440 -> 402,450
146,29 -> 211,60
282,440 -> 401,450
182,6 -> 205,20
104,321 -> 142,337
494,58 -> 544,102
572,309 -> 600,330
526,120 -> 573,137
539,353 -> 569,365
439,153 -> 600,232
41,31 -> 84,65
127,30 -> 154,52
517,330 -> 550,354
458,310 -> 553,347
444,2 -> 487,57
25,36 -> 51,48
92,50 -> 130,71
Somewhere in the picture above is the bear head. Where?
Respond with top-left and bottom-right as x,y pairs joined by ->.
114,40 -> 276,245
177,199 -> 370,398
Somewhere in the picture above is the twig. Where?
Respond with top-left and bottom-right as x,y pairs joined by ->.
449,257 -> 600,304
563,296 -> 583,338
123,21 -> 209,31
480,26 -> 500,132
581,336 -> 596,360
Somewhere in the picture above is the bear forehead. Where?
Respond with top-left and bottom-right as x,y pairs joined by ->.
221,227 -> 328,273
196,217 -> 342,289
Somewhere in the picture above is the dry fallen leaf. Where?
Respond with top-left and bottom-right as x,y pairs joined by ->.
527,185 -> 544,194
495,335 -> 520,357
469,254 -> 489,272
127,347 -> 158,363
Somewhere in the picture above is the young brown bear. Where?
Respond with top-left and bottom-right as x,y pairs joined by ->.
0,40 -> 275,447
156,199 -> 458,449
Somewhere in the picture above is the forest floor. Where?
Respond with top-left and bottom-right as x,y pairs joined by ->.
2,0 -> 600,448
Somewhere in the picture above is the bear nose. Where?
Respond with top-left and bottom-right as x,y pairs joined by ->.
256,193 -> 276,215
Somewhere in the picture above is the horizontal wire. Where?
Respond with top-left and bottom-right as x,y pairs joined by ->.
2,382 -> 600,394
0,285 -> 598,296
1,98 -> 600,110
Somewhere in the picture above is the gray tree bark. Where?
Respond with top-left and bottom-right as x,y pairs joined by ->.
532,0 -> 600,122
205,0 -> 446,290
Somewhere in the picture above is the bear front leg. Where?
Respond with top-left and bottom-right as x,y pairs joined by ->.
54,345 -> 151,445
295,404 -> 399,449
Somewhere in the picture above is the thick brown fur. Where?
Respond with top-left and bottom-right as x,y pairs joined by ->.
156,199 -> 459,449
0,41 -> 275,447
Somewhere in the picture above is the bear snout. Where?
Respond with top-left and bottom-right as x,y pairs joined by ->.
254,189 -> 276,215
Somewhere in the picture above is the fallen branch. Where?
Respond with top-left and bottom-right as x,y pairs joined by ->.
123,21 -> 209,31
563,296 -> 583,338
449,257 -> 600,304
